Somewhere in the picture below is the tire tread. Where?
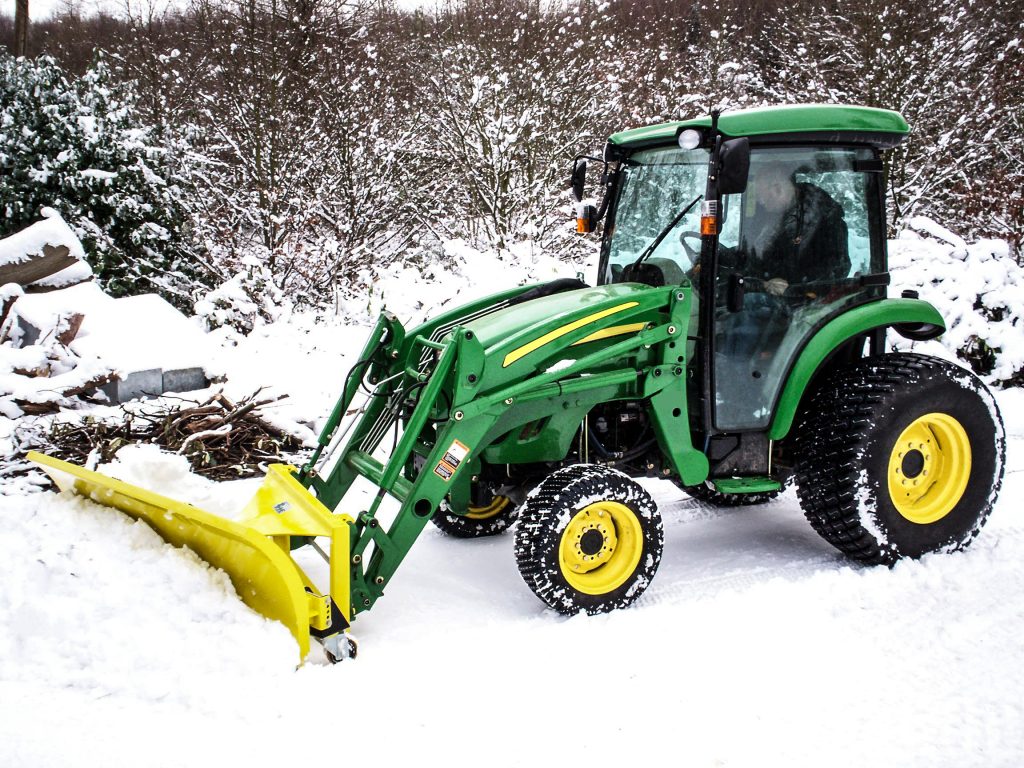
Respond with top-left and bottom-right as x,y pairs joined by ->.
514,464 -> 663,614
794,352 -> 1003,565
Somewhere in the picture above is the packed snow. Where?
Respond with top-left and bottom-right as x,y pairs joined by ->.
1,229 -> 1023,767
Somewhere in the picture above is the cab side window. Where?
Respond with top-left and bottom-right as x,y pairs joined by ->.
713,146 -> 884,431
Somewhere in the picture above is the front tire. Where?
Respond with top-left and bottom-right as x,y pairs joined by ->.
432,493 -> 519,538
794,353 -> 1004,564
514,464 -> 663,614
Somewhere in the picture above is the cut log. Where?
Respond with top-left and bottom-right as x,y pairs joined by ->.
13,372 -> 118,414
0,244 -> 78,287
56,312 -> 85,346
0,285 -> 23,333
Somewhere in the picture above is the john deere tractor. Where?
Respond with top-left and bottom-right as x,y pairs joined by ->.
31,104 -> 1005,661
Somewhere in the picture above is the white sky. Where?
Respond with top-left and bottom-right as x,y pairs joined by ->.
9,0 -> 429,19
10,0 -> 160,18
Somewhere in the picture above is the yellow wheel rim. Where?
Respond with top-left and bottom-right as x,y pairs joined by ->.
558,501 -> 643,595
887,412 -> 972,524
465,495 -> 511,521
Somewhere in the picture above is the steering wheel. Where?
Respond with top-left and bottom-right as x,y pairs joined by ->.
679,230 -> 702,261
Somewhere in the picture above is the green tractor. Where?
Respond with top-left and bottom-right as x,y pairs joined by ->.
31,104 -> 1005,661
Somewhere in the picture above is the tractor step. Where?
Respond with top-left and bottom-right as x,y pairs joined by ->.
711,476 -> 782,494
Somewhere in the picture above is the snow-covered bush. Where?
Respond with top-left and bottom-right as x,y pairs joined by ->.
890,217 -> 1024,386
194,258 -> 287,337
0,53 -> 211,309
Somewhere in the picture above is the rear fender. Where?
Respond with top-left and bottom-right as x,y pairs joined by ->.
769,298 -> 945,440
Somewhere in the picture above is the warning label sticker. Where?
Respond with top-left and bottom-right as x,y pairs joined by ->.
433,439 -> 471,482
444,439 -> 470,469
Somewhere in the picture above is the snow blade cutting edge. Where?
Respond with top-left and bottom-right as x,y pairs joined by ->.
28,451 -> 353,663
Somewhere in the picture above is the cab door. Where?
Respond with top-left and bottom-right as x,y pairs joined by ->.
712,146 -> 886,431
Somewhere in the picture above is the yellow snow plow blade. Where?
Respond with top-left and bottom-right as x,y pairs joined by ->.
28,452 -> 352,663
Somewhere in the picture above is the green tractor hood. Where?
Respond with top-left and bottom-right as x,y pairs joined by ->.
459,282 -> 673,394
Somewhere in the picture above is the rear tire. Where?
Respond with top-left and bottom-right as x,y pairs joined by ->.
514,464 -> 663,614
794,353 -> 1004,564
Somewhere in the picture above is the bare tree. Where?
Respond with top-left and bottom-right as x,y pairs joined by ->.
14,0 -> 28,57
407,0 -> 611,252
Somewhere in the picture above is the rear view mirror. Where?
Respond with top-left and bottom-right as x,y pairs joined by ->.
571,159 -> 587,203
718,138 -> 750,195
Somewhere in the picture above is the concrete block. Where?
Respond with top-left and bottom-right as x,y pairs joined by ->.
101,368 -> 164,404
163,367 -> 208,394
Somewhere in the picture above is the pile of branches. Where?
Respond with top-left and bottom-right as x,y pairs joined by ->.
35,390 -> 307,480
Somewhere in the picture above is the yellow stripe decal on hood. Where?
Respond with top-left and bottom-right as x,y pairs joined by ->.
502,302 -> 640,367
571,322 -> 647,347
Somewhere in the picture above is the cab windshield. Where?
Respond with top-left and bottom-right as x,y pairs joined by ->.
602,145 -> 709,284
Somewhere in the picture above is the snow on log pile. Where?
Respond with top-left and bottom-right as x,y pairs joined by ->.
5,285 -> 215,412
889,217 -> 1024,387
0,208 -> 92,291
0,212 -> 214,417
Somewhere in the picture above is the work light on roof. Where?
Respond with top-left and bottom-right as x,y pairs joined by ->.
678,129 -> 701,150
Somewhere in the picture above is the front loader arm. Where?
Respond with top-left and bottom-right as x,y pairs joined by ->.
298,310 -> 406,496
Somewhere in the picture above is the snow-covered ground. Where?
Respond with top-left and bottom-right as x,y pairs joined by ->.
2,418 -> 1022,767
1,230 -> 1022,767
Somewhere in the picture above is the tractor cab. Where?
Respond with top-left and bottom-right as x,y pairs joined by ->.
575,105 -> 904,435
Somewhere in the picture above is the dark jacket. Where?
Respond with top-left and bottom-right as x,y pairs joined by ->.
735,183 -> 850,284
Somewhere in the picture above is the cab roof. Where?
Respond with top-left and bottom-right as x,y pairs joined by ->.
608,104 -> 910,150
